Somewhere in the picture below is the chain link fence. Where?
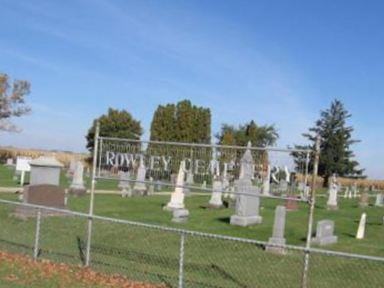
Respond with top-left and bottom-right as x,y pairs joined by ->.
0,199 -> 384,287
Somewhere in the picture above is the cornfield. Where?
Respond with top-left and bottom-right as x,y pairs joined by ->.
0,147 -> 87,167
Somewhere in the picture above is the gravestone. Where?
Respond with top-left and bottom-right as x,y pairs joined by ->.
147,177 -> 155,196
14,184 -> 66,219
352,184 -> 358,198
29,156 -> 63,186
185,170 -> 194,196
359,191 -> 369,208
303,185 -> 310,201
344,187 -> 349,199
356,213 -> 367,239
121,185 -> 132,198
133,158 -> 147,196
172,208 -> 189,223
183,171 -> 193,196
266,206 -> 286,254
375,193 -> 383,207
348,186 -> 353,199
165,161 -> 186,211
201,180 -> 207,189
327,174 -> 338,210
69,161 -> 86,196
208,177 -> 224,208
5,158 -> 14,166
230,142 -> 262,226
278,180 -> 288,194
186,170 -> 194,185
118,171 -> 132,197
222,163 -> 230,195
262,165 -> 271,196
285,196 -> 299,211
67,158 -> 77,177
311,220 -> 338,246
155,181 -> 162,191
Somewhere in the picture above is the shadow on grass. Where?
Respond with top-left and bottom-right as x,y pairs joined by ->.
217,216 -> 231,224
342,232 -> 356,238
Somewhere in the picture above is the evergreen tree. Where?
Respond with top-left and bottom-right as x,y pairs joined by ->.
293,100 -> 364,185
150,100 -> 211,143
216,120 -> 278,147
150,104 -> 177,142
86,108 -> 142,153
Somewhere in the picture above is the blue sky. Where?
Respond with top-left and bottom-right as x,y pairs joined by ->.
0,0 -> 383,179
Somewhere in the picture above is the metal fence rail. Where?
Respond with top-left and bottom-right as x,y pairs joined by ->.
0,199 -> 384,288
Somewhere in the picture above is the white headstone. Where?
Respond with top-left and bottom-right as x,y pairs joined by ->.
6,158 -> 14,166
352,183 -> 358,198
133,157 -> 147,196
29,156 -> 63,186
68,158 -> 77,176
118,171 -> 132,197
348,186 -> 353,199
266,206 -> 286,254
327,174 -> 338,210
284,166 -> 290,183
262,165 -> 271,196
208,178 -> 223,208
148,177 -> 155,196
356,213 -> 367,240
165,161 -> 186,211
344,187 -> 349,199
230,143 -> 262,226
172,208 -> 189,223
69,161 -> 86,191
375,193 -> 383,207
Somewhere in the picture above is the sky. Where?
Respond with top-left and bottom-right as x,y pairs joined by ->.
0,0 -> 383,179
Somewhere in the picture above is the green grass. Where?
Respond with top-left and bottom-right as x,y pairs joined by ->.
0,192 -> 383,287
1,164 -> 384,287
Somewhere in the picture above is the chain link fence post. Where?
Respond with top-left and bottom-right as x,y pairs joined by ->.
33,208 -> 41,260
85,121 -> 100,267
178,232 -> 186,288
301,135 -> 321,288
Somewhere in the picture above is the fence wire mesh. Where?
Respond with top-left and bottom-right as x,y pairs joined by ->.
38,211 -> 88,266
0,204 -> 36,257
0,200 -> 383,287
183,234 -> 304,288
308,251 -> 384,288
89,219 -> 180,287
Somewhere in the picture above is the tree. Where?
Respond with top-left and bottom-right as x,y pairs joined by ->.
216,120 -> 278,147
292,100 -> 364,185
86,108 -> 142,152
150,100 -> 211,143
0,73 -> 31,132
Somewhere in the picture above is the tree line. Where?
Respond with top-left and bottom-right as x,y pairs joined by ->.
86,99 -> 365,183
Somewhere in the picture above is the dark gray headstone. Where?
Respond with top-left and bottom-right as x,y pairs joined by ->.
14,184 -> 66,219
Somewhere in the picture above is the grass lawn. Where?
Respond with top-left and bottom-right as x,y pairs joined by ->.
0,191 -> 383,287
0,164 -> 118,191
